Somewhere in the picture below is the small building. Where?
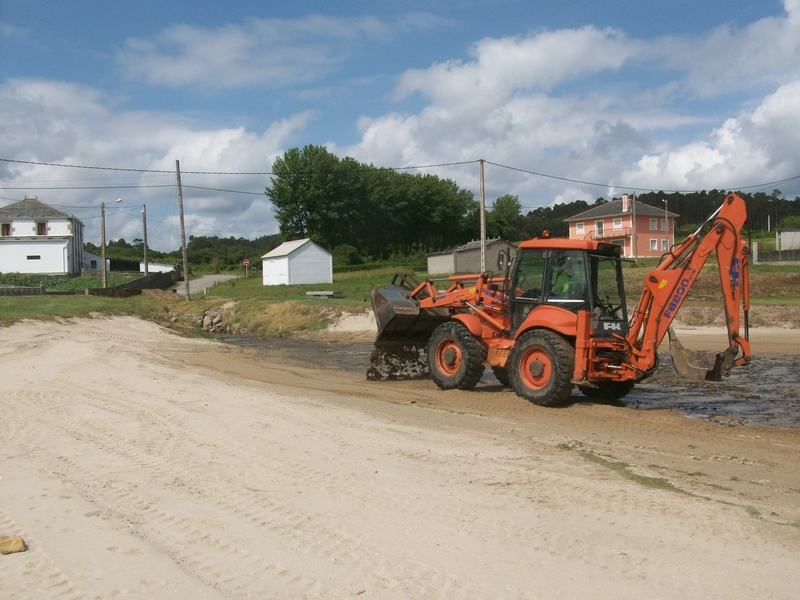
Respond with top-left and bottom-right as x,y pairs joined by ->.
564,195 -> 678,258
776,227 -> 800,251
0,197 -> 85,275
427,238 -> 517,275
261,238 -> 332,286
83,249 -> 103,272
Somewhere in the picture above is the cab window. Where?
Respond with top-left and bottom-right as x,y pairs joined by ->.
544,250 -> 588,308
509,250 -> 545,329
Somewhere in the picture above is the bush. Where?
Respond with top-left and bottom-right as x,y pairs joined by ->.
332,244 -> 362,267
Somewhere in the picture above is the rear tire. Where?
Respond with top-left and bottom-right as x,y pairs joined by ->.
509,330 -> 574,406
578,381 -> 635,401
427,322 -> 486,390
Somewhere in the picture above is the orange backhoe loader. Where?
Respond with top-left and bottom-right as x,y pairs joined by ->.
367,193 -> 751,406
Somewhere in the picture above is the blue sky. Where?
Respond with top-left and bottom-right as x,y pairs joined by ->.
1,0 -> 799,251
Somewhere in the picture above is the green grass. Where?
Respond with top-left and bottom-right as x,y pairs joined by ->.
205,266 -> 424,310
573,448 -> 690,495
0,294 -> 165,325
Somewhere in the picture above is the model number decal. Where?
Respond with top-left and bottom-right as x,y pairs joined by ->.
664,269 -> 696,319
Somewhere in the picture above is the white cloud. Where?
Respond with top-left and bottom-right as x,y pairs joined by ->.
622,80 -> 800,192
340,5 -> 800,206
0,78 -> 313,249
116,14 -> 423,89
394,26 -> 640,109
656,0 -> 800,97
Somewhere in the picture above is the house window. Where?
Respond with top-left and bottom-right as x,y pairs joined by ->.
90,260 -> 98,269
27,255 -> 41,260
662,239 -> 668,251
36,221 -> 47,235
1,223 -> 10,236
576,222 -> 584,235
595,220 -> 604,236
613,218 -> 622,230
649,218 -> 657,230
650,239 -> 658,251
661,218 -> 667,231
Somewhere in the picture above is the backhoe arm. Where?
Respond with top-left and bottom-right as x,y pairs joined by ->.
625,193 -> 751,379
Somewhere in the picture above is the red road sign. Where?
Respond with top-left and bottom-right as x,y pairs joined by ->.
243,259 -> 249,266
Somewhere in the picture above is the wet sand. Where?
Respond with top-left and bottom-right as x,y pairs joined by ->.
1,317 -> 799,599
225,325 -> 800,428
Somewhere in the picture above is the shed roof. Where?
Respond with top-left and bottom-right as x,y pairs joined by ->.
564,198 -> 678,222
261,238 -> 331,259
0,196 -> 81,222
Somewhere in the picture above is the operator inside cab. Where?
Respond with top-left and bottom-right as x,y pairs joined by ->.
550,253 -> 587,301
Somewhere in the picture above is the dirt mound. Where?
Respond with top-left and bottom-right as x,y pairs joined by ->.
675,305 -> 800,329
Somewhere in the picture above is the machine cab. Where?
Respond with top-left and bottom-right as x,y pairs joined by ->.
508,240 -> 628,336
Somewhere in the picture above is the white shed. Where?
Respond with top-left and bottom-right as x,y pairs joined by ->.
261,238 -> 333,286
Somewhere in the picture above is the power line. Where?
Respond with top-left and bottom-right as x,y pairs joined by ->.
0,156 -> 479,176
0,184 -> 175,191
183,185 -> 264,196
2,155 -> 798,196
484,160 -> 800,194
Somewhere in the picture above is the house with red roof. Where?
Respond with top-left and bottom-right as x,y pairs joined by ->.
564,194 -> 678,258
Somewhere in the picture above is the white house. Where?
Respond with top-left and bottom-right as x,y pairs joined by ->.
261,238 -> 333,286
0,197 -> 85,275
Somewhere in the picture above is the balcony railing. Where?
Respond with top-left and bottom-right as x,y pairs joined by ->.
582,227 -> 631,240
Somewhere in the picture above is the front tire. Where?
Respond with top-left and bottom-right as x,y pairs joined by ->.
508,330 -> 574,406
427,322 -> 486,390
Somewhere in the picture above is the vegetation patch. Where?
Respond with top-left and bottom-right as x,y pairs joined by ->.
559,443 -> 690,495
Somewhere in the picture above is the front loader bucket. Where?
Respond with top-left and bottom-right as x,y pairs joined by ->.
366,283 -> 450,381
668,327 -> 738,382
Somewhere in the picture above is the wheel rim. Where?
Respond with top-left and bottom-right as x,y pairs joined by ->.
435,338 -> 462,376
519,347 -> 552,390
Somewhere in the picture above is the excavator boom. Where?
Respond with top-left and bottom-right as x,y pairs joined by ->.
626,193 -> 751,380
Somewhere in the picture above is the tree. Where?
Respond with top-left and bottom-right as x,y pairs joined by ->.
488,194 -> 524,240
266,146 -> 479,258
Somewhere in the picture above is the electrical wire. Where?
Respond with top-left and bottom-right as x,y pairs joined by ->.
2,155 -> 798,197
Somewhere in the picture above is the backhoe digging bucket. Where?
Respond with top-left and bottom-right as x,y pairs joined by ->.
365,283 -> 449,381
668,327 -> 739,382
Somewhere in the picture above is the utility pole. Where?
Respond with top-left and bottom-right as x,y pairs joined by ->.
101,198 -> 121,288
176,160 -> 190,300
631,192 -> 638,265
142,204 -> 149,275
663,198 -> 669,249
479,159 -> 486,273
101,201 -> 106,288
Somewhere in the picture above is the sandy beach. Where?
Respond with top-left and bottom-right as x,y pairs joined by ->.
1,316 -> 799,599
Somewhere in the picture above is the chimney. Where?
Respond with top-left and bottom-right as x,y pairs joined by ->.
622,194 -> 629,213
